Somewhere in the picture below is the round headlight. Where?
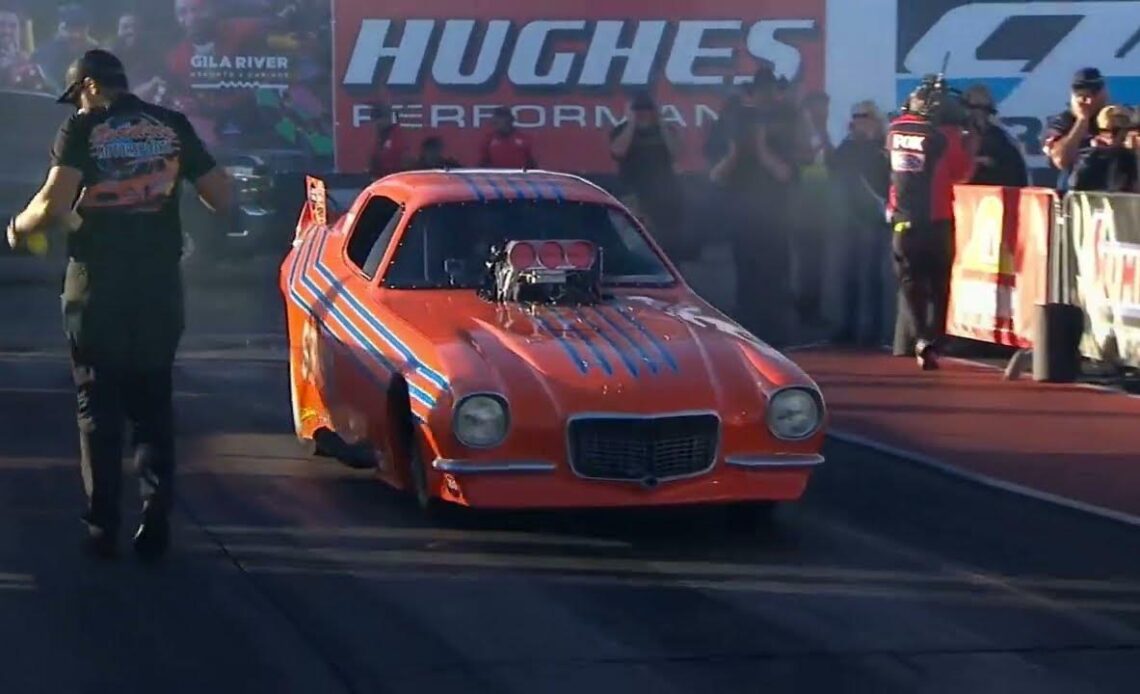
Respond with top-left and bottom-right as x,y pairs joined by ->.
453,394 -> 509,448
766,388 -> 822,440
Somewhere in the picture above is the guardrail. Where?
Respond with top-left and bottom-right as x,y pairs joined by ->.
949,184 -> 1140,373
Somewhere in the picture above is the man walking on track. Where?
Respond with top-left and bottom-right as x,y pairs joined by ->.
6,49 -> 232,560
885,77 -> 974,370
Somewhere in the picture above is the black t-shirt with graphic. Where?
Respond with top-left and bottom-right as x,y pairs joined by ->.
51,93 -> 216,271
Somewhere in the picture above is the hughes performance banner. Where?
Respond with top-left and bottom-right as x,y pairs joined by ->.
331,0 -> 826,173
946,184 -> 1053,348
1067,191 -> 1140,369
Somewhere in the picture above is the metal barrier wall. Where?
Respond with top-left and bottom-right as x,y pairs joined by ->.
1062,191 -> 1140,369
947,186 -> 1140,369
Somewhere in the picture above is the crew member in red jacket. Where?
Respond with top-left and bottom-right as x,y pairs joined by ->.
480,107 -> 536,168
886,78 -> 975,370
368,103 -> 410,178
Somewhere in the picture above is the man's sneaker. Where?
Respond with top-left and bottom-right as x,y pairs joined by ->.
133,512 -> 170,562
916,340 -> 940,371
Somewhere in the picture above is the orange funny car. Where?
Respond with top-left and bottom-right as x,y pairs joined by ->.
280,169 -> 827,517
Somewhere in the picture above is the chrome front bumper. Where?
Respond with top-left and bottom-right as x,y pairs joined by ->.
725,453 -> 825,469
433,454 -> 823,475
432,459 -> 557,474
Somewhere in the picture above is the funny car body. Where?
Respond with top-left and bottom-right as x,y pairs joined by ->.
280,168 -> 827,517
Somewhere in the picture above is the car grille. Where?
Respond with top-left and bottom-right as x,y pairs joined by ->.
567,414 -> 720,482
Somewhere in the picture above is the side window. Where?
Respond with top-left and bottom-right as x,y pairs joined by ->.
346,195 -> 401,278
382,208 -> 427,287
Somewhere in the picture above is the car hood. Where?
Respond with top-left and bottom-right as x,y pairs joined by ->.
382,291 -> 817,420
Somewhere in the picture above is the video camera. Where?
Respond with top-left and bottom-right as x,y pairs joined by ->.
903,54 -> 968,127
905,72 -> 969,127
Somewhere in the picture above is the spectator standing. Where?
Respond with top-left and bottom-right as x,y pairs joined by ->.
479,107 -> 536,169
1069,105 -> 1139,193
367,104 -> 410,178
609,92 -> 692,262
112,13 -> 165,103
0,4 -> 48,92
830,101 -> 891,346
962,85 -> 1028,187
704,90 -> 743,169
709,68 -> 796,346
415,136 -> 460,169
1005,104 -> 1139,380
32,3 -> 100,93
1043,68 -> 1110,191
793,90 -> 837,326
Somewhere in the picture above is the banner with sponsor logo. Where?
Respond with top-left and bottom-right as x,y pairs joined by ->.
1066,191 -> 1140,368
331,0 -> 826,174
5,0 -> 333,166
946,184 -> 1053,347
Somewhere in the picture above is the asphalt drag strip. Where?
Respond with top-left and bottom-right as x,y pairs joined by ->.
2,354 -> 1140,694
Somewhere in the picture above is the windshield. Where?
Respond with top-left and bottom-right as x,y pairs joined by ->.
381,199 -> 676,289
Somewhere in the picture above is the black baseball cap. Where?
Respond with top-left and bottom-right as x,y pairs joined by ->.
1072,67 -> 1105,92
57,49 -> 128,104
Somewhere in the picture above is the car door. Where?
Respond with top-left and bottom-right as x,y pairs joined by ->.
313,192 -> 406,465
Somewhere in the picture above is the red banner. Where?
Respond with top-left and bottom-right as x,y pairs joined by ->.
331,0 -> 826,174
947,185 -> 1054,348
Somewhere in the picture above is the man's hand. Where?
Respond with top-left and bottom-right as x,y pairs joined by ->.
1071,95 -> 1097,121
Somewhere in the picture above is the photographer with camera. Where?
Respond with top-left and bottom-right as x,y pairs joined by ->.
609,92 -> 691,261
709,68 -> 797,347
1069,105 -> 1139,193
886,75 -> 975,370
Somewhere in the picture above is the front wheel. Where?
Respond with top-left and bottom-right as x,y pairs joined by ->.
406,435 -> 459,521
407,437 -> 433,510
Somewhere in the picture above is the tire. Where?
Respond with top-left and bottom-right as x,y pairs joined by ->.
406,434 -> 462,521
389,379 -> 455,519
407,437 -> 433,510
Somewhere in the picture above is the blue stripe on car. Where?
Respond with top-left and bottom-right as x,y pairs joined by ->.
588,306 -> 659,375
292,231 -> 435,410
611,304 -> 678,373
531,312 -> 589,374
479,174 -> 508,200
546,308 -> 613,376
501,175 -> 530,199
573,307 -> 639,377
453,172 -> 486,201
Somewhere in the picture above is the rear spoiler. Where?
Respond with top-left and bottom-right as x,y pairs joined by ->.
294,175 -> 330,235
294,174 -> 371,242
